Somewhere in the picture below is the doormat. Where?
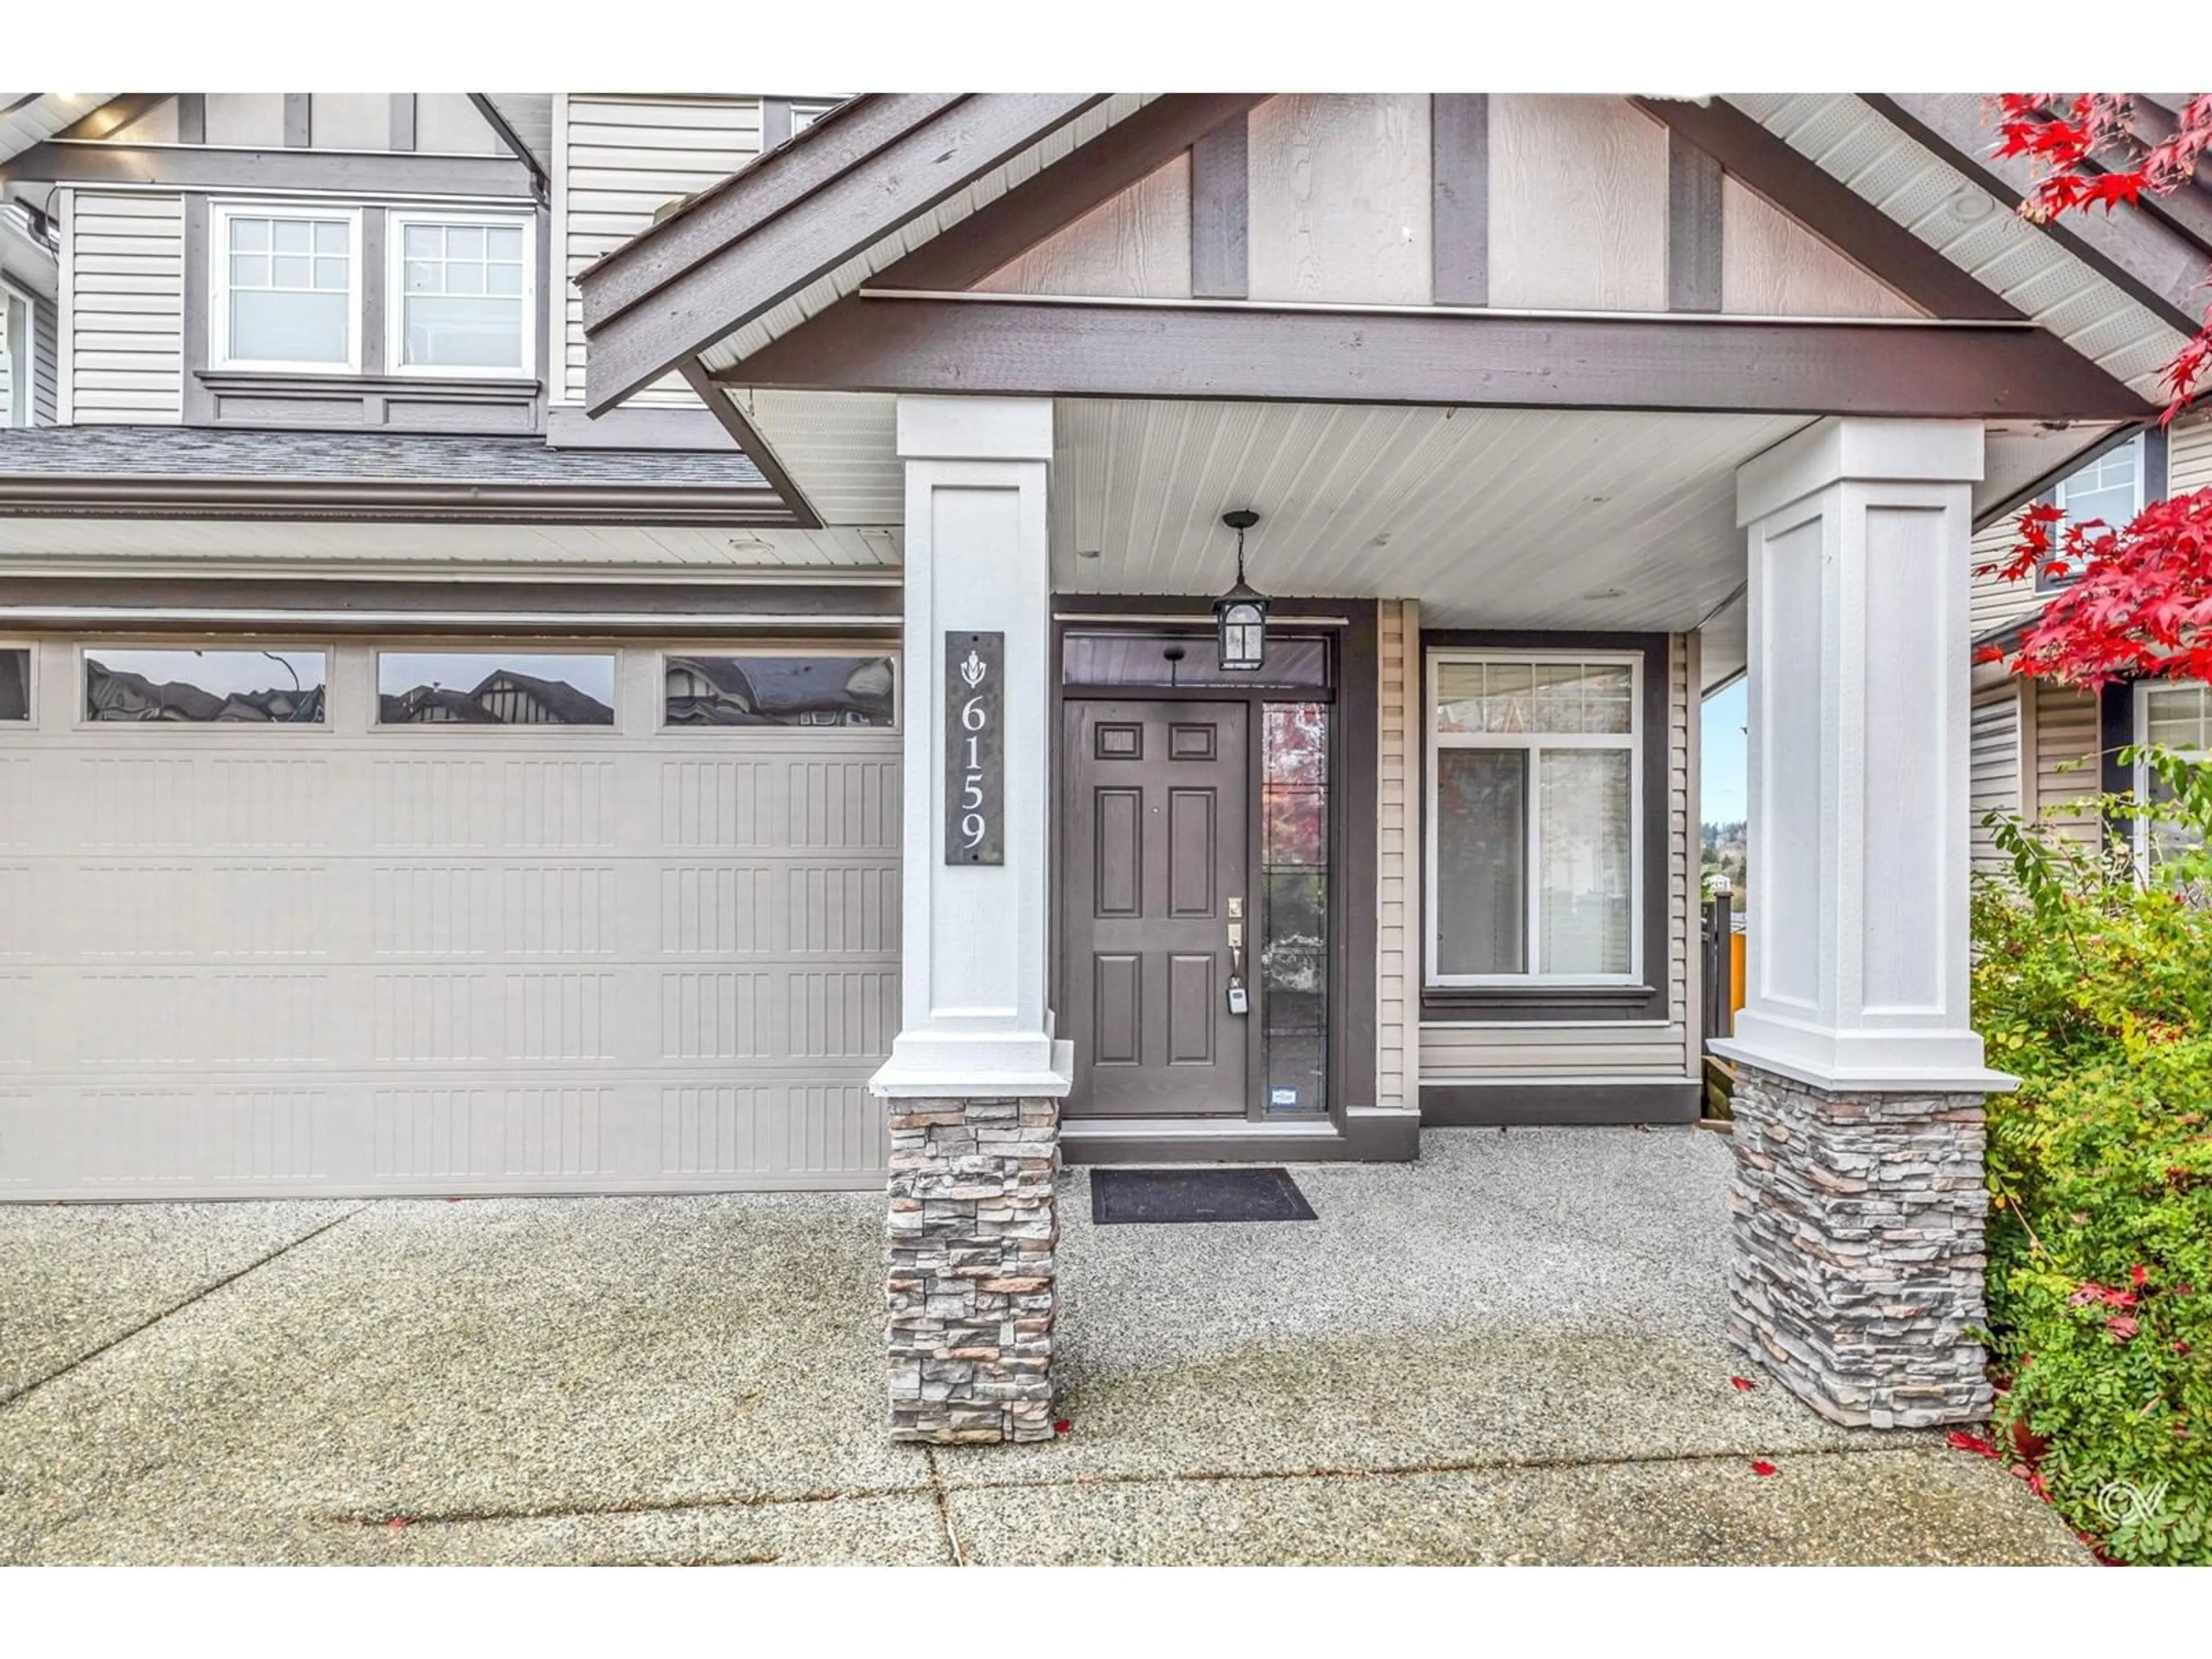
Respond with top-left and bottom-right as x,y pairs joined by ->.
1089,1166 -> 1317,1225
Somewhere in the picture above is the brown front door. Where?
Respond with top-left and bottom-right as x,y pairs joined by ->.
1063,699 -> 1250,1118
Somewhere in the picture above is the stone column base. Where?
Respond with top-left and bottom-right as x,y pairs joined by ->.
1727,1063 -> 1994,1429
885,1096 -> 1059,1444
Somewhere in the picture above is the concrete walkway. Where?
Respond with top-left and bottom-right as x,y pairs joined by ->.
0,1128 -> 2085,1565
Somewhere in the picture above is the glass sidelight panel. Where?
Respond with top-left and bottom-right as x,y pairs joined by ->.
1260,702 -> 1329,1115
0,649 -> 27,721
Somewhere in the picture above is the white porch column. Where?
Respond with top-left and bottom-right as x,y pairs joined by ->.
872,396 -> 1068,1445
1712,417 -> 2011,1429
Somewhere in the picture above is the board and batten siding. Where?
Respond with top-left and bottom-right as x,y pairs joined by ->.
1374,600 -> 1421,1110
1419,631 -> 1697,1085
63,189 -> 185,423
555,94 -> 764,407
1969,680 -> 2024,872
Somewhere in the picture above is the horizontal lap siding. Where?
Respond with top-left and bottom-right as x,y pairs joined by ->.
2172,412 -> 2212,495
1418,631 -> 1695,1083
32,293 -> 57,424
1375,600 -> 1418,1109
1969,683 -> 2022,872
2033,677 -> 2101,844
559,95 -> 762,407
1968,514 -> 2039,640
69,190 -> 184,423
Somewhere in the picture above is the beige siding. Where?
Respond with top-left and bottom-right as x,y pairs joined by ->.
309,94 -> 392,151
415,95 -> 502,155
975,154 -> 1191,298
1720,177 -> 1921,318
556,93 -> 763,406
1969,512 -> 2041,640
67,189 -> 184,423
2033,677 -> 2102,844
1374,600 -> 1421,1109
31,293 -> 57,425
204,94 -> 285,147
1419,631 -> 1696,1082
1248,94 -> 1432,306
2171,410 -> 2212,494
1489,96 -> 1668,312
1969,680 -> 2024,872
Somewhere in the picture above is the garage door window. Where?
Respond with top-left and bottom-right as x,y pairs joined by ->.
85,648 -> 327,724
377,652 -> 616,726
664,654 -> 896,728
1,648 -> 27,721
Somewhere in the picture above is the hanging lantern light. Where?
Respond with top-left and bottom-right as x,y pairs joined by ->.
1214,508 -> 1268,672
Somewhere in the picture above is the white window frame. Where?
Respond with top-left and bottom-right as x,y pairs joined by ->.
1424,647 -> 1645,988
0,277 -> 35,429
656,646 -> 902,735
208,202 -> 365,375
2132,678 -> 2211,873
2056,435 -> 2145,528
385,209 -> 536,380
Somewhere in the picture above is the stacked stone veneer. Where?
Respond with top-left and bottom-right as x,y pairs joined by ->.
885,1096 -> 1059,1443
1728,1063 -> 1995,1429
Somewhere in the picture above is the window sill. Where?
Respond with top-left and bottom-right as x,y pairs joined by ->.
1421,982 -> 1663,1024
197,369 -> 539,400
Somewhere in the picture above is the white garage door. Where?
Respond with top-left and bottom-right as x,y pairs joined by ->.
0,638 -> 901,1199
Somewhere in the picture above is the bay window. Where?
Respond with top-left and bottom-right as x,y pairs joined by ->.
212,206 -> 361,371
1427,650 -> 1642,986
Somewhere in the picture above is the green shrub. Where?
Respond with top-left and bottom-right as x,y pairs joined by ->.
1974,751 -> 2212,1566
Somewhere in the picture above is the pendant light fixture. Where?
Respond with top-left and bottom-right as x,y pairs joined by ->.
1214,508 -> 1268,672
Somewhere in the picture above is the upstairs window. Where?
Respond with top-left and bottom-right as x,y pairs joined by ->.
213,206 -> 361,372
2040,437 -> 2145,590
391,214 -> 532,375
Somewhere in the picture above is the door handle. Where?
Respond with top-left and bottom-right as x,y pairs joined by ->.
1227,919 -> 1245,981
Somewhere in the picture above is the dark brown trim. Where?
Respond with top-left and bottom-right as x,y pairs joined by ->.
676,361 -> 825,530
389,93 -> 417,154
1418,629 -> 1671,1027
718,292 -> 2153,419
1666,130 -> 1724,313
1630,97 -> 2022,320
0,476 -> 797,527
1190,112 -> 1249,301
0,575 -> 901,633
580,94 -> 1109,413
0,141 -> 533,200
578,94 -> 960,323
1865,94 -> 2211,338
51,93 -> 172,143
1421,1081 -> 1700,1127
467,93 -> 547,201
283,94 -> 311,149
176,94 -> 205,146
1048,596 -> 1381,1128
873,94 -> 1266,293
1430,94 -> 1489,308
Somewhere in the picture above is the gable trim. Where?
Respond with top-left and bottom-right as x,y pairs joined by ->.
872,94 -> 1262,293
1630,97 -> 2019,321
713,290 -> 2152,419
580,93 -> 1111,413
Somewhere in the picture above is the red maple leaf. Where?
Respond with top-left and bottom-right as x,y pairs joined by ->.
1729,1376 -> 1757,1392
2130,1264 -> 2149,1291
1749,1460 -> 1778,1477
1947,1430 -> 2002,1459
1052,1418 -> 1070,1435
2106,1314 -> 2141,1342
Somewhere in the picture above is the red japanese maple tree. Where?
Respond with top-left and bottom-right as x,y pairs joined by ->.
1984,95 -> 2212,690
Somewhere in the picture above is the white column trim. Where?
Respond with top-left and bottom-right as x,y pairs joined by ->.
1712,416 -> 2016,1093
871,395 -> 1072,1099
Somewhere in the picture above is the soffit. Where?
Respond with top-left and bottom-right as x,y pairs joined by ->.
0,94 -> 112,165
1726,94 -> 2192,403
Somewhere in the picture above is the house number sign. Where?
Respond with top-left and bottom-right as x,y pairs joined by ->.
945,630 -> 1005,865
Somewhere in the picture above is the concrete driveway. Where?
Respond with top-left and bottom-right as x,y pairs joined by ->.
0,1127 -> 2086,1565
